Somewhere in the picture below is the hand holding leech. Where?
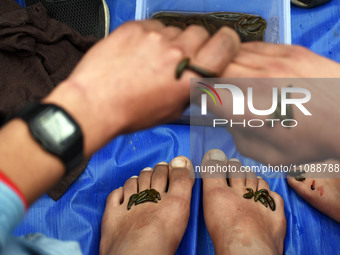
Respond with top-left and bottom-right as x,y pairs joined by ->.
0,20 -> 240,205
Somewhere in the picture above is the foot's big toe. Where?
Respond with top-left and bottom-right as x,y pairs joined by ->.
201,149 -> 229,189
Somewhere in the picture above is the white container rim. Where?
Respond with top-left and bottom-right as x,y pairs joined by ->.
135,0 -> 291,44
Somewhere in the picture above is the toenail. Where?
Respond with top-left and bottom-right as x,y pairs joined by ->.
257,176 -> 263,180
130,175 -> 139,179
142,167 -> 153,172
157,162 -> 168,166
171,157 -> 187,168
209,150 -> 227,161
229,158 -> 241,163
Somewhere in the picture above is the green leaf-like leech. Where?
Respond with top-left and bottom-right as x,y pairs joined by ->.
127,189 -> 161,210
243,187 -> 275,211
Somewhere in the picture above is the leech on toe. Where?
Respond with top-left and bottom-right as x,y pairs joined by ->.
254,191 -> 262,202
259,196 -> 268,208
243,188 -> 254,199
258,189 -> 269,194
262,193 -> 276,211
127,188 -> 161,210
243,187 -> 275,211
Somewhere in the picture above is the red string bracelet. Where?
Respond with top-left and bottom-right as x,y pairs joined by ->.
0,170 -> 28,210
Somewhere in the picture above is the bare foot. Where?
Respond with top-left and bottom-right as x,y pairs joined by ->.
99,156 -> 195,255
287,160 -> 340,223
201,149 -> 286,255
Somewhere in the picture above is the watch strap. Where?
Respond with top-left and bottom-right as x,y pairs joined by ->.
7,102 -> 84,172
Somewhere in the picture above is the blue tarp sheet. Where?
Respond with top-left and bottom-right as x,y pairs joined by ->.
13,0 -> 340,254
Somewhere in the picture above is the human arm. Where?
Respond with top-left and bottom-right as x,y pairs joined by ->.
0,20 -> 240,206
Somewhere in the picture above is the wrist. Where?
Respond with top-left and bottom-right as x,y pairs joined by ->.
0,119 -> 64,204
43,79 -> 124,157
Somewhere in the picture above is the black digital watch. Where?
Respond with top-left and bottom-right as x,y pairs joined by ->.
7,102 -> 84,172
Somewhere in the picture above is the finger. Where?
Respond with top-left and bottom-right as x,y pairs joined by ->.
232,50 -> 299,77
139,20 -> 182,41
171,25 -> 210,59
233,50 -> 272,70
164,26 -> 183,40
241,42 -> 293,57
223,63 -> 266,78
184,27 -> 241,101
138,19 -> 166,32
191,27 -> 241,76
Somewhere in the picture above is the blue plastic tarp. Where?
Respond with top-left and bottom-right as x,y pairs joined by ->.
13,0 -> 340,254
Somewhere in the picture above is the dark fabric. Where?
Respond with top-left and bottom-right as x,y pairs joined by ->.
0,0 -> 98,200
25,0 -> 107,38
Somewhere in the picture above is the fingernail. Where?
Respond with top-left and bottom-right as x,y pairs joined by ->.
257,176 -> 263,180
171,157 -> 187,168
130,175 -> 139,179
229,158 -> 241,163
209,149 -> 227,161
157,162 -> 168,166
142,167 -> 153,172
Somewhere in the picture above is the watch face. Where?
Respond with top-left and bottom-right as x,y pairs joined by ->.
38,110 -> 76,144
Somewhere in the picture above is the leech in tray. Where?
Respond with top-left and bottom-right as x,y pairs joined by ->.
152,12 -> 267,42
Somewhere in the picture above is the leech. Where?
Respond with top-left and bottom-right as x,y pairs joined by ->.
152,12 -> 267,42
243,187 -> 275,211
135,197 -> 158,206
127,194 -> 139,210
259,196 -> 268,208
262,193 -> 276,211
127,188 -> 161,210
148,189 -> 161,200
186,65 -> 217,78
288,170 -> 306,181
176,58 -> 190,79
311,180 -> 316,190
254,191 -> 262,202
295,176 -> 306,182
176,58 -> 217,79
243,188 -> 254,199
